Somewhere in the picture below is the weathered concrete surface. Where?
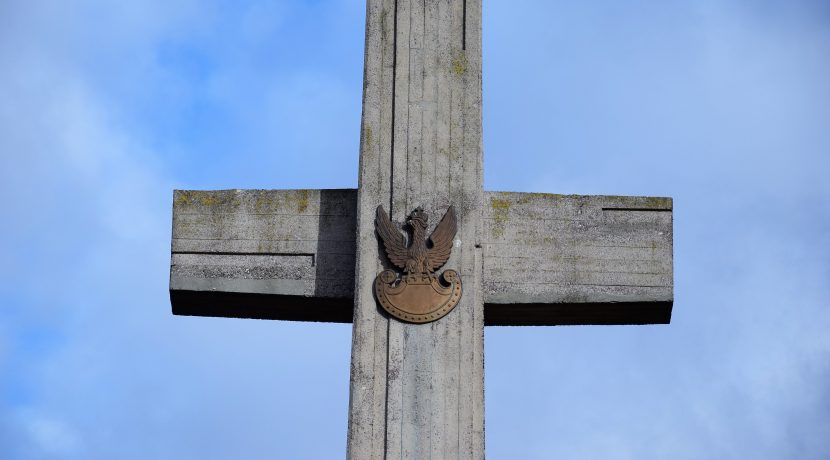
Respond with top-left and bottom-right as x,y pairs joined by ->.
170,189 -> 673,326
170,188 -> 356,322
347,1 -> 484,458
482,192 -> 673,325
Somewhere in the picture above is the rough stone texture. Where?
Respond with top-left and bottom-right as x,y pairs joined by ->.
170,189 -> 356,322
170,189 -> 673,326
347,1 -> 484,458
482,192 -> 673,325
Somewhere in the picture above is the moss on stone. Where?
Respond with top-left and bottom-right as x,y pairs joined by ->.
198,193 -> 219,207
254,194 -> 273,213
452,52 -> 467,76
364,126 -> 373,151
297,190 -> 310,213
174,191 -> 192,206
643,196 -> 672,209
490,198 -> 511,237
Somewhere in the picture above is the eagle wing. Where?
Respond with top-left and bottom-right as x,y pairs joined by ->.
427,205 -> 457,271
375,205 -> 409,270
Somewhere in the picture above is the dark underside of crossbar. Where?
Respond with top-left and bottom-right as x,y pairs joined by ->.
170,291 -> 354,323
482,301 -> 673,326
170,291 -> 672,326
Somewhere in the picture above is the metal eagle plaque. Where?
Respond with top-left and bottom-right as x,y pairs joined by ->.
374,205 -> 463,323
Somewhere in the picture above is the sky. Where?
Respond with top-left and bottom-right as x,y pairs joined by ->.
1,0 -> 829,458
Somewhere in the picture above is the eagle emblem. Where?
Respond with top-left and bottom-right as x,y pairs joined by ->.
374,205 -> 463,323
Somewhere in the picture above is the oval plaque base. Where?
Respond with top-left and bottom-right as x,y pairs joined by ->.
374,270 -> 462,323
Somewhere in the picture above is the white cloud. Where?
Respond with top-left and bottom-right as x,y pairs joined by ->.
1,2 -> 355,458
20,412 -> 82,457
484,1 -> 830,458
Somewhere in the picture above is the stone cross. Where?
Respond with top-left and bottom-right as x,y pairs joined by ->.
168,1 -> 673,458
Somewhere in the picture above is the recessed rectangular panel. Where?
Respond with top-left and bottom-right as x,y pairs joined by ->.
169,188 -> 357,322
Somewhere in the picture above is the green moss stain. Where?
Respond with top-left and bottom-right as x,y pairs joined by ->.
177,191 -> 219,207
452,52 -> 467,76
175,190 -> 246,212
174,191 -> 192,206
364,126 -> 373,151
297,190 -> 310,213
490,198 -> 510,238
198,193 -> 219,207
255,194 -> 272,213
491,198 -> 511,216
643,196 -> 672,209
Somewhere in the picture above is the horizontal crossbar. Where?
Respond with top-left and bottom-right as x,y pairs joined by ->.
170,189 -> 673,326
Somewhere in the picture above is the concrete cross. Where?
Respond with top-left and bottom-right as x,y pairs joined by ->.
169,1 -> 673,458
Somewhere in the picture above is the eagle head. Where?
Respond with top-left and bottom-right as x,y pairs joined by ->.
407,207 -> 429,230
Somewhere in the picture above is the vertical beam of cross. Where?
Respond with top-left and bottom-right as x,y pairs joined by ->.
169,0 -> 673,456
348,0 -> 485,458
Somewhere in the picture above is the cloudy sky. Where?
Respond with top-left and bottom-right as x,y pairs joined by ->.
1,0 -> 829,458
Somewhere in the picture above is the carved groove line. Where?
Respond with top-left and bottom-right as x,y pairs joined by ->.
462,0 -> 466,50
389,0 -> 399,214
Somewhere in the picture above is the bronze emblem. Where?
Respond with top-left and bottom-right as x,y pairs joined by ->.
374,205 -> 462,323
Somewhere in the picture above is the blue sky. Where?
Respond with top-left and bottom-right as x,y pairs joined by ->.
1,0 -> 829,458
